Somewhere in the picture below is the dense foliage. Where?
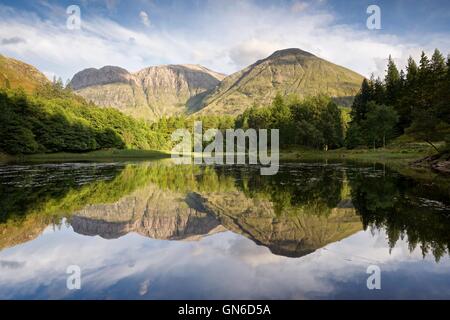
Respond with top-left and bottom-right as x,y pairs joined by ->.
347,49 -> 450,150
150,114 -> 235,149
0,84 -> 165,154
235,94 -> 345,150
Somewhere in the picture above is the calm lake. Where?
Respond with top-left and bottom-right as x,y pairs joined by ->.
0,160 -> 449,299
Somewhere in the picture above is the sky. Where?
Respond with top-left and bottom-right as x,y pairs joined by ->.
0,0 -> 449,81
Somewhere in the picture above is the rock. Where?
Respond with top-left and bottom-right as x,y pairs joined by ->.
411,153 -> 450,174
70,64 -> 225,120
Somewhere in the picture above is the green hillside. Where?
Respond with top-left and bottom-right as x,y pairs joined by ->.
196,48 -> 364,116
0,84 -> 165,155
0,54 -> 49,93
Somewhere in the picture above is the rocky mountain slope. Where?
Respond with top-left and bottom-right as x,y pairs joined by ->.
0,54 -> 49,93
197,48 -> 365,116
70,64 -> 225,120
69,48 -> 364,120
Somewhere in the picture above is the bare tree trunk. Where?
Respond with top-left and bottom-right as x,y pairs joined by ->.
426,140 -> 440,153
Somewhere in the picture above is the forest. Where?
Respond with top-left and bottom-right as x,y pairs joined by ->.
0,82 -> 165,154
0,49 -> 448,156
347,49 -> 450,150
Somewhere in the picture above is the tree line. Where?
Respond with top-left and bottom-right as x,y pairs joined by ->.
150,94 -> 346,151
2,49 -> 448,156
0,83 -> 165,154
347,49 -> 450,150
235,94 -> 345,150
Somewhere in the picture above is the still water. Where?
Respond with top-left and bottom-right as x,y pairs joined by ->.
0,160 -> 449,299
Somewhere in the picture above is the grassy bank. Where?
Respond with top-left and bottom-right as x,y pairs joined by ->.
280,141 -> 438,165
279,142 -> 450,189
280,148 -> 429,164
9,149 -> 170,163
0,143 -> 436,165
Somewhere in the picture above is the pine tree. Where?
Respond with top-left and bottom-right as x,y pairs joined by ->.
437,55 -> 450,125
430,49 -> 447,118
397,56 -> 420,130
406,56 -> 419,83
385,55 -> 401,104
416,52 -> 433,113
350,78 -> 373,124
430,49 -> 446,81
372,77 -> 385,104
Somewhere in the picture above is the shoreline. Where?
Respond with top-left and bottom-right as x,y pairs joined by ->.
0,147 -> 445,173
1,149 -> 170,163
0,147 -> 434,165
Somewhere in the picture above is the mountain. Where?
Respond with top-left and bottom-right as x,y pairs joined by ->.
70,64 -> 226,120
69,48 -> 364,120
196,48 -> 365,116
0,54 -> 49,93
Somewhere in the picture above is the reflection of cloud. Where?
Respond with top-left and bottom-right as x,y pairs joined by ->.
0,260 -> 26,269
227,234 -> 284,267
106,0 -> 120,11
0,225 -> 449,299
139,279 -> 151,296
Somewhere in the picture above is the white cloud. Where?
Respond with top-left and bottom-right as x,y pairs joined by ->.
291,1 -> 309,13
0,2 -> 448,82
139,11 -> 150,27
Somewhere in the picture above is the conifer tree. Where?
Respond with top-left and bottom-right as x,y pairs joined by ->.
372,77 -> 385,104
350,78 -> 373,124
385,55 -> 401,103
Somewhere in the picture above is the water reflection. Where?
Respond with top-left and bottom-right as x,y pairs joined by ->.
0,160 -> 449,299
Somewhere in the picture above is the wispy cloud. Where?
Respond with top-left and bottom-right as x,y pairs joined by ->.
139,11 -> 151,27
291,1 -> 309,13
1,36 -> 26,45
0,1 -> 448,82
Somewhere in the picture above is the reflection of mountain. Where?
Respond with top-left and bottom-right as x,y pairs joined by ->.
2,162 -> 450,260
69,181 -> 362,258
0,214 -> 49,251
70,185 -> 224,241
188,193 -> 361,257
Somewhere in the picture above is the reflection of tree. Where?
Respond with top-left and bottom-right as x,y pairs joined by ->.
2,161 -> 450,261
229,165 -> 344,216
349,169 -> 450,262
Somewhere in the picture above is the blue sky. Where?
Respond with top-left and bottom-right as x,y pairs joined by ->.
0,0 -> 449,81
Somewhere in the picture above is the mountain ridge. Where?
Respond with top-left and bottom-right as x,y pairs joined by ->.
1,49 -> 365,120
70,64 -> 226,120
70,48 -> 365,119
197,48 -> 365,115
